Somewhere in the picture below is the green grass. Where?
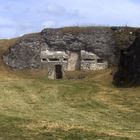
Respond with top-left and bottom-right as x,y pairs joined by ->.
0,69 -> 139,140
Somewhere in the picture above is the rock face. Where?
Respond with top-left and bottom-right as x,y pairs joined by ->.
3,33 -> 47,69
41,27 -> 117,65
3,26 -> 118,69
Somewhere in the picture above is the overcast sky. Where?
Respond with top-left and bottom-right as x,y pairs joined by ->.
0,0 -> 140,38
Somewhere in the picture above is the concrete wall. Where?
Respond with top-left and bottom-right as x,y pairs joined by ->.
40,49 -> 108,79
80,50 -> 108,70
40,50 -> 68,79
67,51 -> 80,71
47,62 -> 67,79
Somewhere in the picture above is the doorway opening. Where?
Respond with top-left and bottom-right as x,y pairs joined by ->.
55,65 -> 63,79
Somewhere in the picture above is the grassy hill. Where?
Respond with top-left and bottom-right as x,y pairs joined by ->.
0,39 -> 139,140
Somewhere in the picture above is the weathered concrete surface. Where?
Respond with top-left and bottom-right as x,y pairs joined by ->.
67,51 -> 80,71
81,50 -> 108,70
40,50 -> 68,79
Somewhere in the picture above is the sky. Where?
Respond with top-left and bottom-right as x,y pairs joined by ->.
0,0 -> 140,38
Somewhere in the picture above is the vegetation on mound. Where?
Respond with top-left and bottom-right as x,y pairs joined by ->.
112,27 -> 139,49
61,26 -> 111,34
0,39 -> 17,56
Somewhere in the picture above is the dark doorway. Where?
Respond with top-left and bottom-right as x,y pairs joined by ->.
55,65 -> 63,79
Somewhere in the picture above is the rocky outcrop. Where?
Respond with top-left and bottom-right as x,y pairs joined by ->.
3,33 -> 48,69
3,26 -> 120,69
41,27 -> 117,65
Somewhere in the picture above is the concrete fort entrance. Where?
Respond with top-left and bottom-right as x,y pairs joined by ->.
55,65 -> 63,79
40,50 -> 108,79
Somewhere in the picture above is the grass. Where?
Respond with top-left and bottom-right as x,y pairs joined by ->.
0,39 -> 139,140
61,26 -> 111,34
0,39 -> 17,55
0,68 -> 139,140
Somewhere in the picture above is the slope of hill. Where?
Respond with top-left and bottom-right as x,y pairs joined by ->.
0,38 -> 140,140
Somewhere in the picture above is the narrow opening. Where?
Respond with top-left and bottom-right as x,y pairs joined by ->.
55,65 -> 63,79
42,58 -> 47,61
97,59 -> 104,63
83,59 -> 95,61
49,58 -> 59,61
63,58 -> 68,61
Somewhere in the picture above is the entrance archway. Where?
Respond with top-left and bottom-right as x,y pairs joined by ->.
55,65 -> 63,79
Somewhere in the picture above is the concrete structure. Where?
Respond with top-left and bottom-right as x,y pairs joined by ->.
40,49 -> 108,79
81,50 -> 108,70
67,51 -> 81,71
41,50 -> 68,79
